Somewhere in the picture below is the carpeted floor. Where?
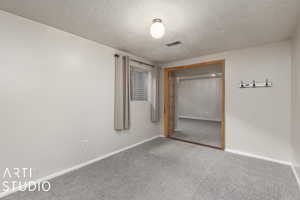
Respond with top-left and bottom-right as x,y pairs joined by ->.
2,138 -> 300,200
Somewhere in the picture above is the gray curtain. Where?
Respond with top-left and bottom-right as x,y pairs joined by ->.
114,55 -> 130,130
151,66 -> 160,122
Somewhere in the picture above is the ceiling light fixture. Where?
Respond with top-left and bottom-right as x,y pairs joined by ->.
150,18 -> 165,39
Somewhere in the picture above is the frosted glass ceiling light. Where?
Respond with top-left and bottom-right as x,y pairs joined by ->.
150,18 -> 165,39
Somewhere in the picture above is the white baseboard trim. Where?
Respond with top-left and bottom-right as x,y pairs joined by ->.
225,149 -> 291,166
292,165 -> 300,190
0,135 -> 161,199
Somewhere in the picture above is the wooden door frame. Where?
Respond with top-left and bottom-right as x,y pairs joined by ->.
163,59 -> 225,150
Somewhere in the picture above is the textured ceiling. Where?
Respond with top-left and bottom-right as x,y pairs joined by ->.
0,0 -> 299,63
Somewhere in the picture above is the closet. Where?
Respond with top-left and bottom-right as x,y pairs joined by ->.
164,60 -> 225,149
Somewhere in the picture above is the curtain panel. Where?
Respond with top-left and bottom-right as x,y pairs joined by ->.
151,66 -> 160,122
114,55 -> 130,130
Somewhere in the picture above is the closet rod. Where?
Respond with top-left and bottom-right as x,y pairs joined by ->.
178,73 -> 222,81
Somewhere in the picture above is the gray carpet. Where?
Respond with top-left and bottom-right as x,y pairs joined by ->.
173,119 -> 221,147
2,138 -> 300,200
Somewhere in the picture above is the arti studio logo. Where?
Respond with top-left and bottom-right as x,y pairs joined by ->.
2,168 -> 51,193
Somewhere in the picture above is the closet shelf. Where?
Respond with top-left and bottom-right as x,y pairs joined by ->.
178,115 -> 221,122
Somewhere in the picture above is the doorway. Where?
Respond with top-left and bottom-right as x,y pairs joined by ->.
164,60 -> 225,150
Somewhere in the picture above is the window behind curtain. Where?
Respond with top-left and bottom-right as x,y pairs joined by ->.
130,67 -> 150,101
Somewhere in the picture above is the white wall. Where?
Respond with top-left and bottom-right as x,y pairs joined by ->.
291,20 -> 300,183
161,41 -> 292,162
0,10 -> 160,194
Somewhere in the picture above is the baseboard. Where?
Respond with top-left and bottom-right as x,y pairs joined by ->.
0,135 -> 161,199
292,164 -> 300,190
225,149 -> 291,166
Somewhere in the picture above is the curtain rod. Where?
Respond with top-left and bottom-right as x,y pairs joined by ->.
114,54 -> 154,67
130,59 -> 154,68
